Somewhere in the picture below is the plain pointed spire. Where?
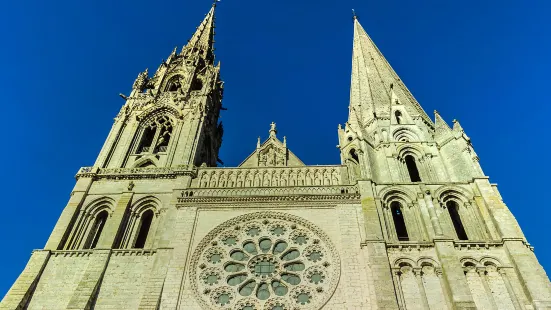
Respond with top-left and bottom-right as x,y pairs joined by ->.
348,16 -> 432,129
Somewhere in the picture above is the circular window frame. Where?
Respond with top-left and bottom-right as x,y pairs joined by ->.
190,212 -> 341,310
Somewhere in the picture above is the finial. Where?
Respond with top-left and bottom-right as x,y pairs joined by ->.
269,122 -> 277,138
283,136 -> 287,147
257,137 -> 261,148
352,9 -> 358,20
213,0 -> 220,7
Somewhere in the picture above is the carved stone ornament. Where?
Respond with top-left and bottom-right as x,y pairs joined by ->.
190,212 -> 341,310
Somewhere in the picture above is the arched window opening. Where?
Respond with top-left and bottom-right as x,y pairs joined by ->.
191,78 -> 203,91
154,117 -> 173,153
166,76 -> 182,92
391,202 -> 408,241
84,210 -> 108,249
447,201 -> 468,240
349,149 -> 359,163
405,155 -> 421,182
139,124 -> 156,153
395,110 -> 402,124
137,116 -> 174,155
134,210 -> 154,249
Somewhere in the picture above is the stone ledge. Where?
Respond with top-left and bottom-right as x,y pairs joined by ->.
75,166 -> 196,180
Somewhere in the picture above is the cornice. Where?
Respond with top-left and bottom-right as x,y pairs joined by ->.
176,194 -> 360,207
76,166 -> 197,180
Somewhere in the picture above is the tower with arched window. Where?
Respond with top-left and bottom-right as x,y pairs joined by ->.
2,5 -> 550,310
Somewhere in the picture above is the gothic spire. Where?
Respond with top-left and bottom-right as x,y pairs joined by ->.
348,17 -> 432,130
182,4 -> 217,63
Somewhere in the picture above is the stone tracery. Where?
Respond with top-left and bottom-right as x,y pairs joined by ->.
190,212 -> 340,310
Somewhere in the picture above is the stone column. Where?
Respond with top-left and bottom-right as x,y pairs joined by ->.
392,269 -> 406,309
97,192 -> 134,248
478,268 -> 498,310
414,268 -> 431,310
424,191 -> 443,236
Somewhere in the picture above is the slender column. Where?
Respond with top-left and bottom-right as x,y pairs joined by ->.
478,268 -> 498,310
414,268 -> 431,310
123,213 -> 139,248
424,191 -> 443,236
498,268 -> 522,310
393,270 -> 406,309
97,192 -> 134,248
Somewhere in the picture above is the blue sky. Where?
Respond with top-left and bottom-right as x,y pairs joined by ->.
1,0 -> 550,297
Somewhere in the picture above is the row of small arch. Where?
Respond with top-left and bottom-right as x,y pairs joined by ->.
65,196 -> 161,250
393,256 -> 503,269
379,185 -> 473,207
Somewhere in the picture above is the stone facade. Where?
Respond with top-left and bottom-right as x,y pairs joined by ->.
2,5 -> 551,310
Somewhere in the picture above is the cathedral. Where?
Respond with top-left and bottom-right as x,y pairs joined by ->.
2,4 -> 551,310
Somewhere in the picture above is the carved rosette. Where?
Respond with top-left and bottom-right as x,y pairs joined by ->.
190,212 -> 340,310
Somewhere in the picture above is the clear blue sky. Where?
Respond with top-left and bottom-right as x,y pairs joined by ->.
1,0 -> 550,297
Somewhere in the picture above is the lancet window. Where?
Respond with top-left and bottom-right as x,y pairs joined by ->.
166,75 -> 183,92
118,201 -> 159,249
391,202 -> 409,241
405,155 -> 421,182
64,200 -> 114,250
447,200 -> 468,240
84,210 -> 108,249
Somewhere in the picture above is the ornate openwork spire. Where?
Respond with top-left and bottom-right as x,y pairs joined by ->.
181,4 -> 217,63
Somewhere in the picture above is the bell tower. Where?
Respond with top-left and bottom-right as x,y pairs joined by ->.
95,4 -> 223,169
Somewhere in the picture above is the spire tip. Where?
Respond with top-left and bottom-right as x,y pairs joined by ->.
352,9 -> 358,20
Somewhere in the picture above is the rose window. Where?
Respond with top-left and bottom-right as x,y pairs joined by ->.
191,212 -> 340,310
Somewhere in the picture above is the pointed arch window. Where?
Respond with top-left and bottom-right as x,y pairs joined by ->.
134,210 -> 154,249
137,115 -> 174,154
166,75 -> 183,92
447,201 -> 468,240
349,149 -> 359,163
84,210 -> 108,249
405,155 -> 421,182
190,78 -> 203,91
391,202 -> 409,241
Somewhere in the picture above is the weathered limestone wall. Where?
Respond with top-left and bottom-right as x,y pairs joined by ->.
174,205 -> 375,309
27,254 -> 90,310
93,253 -> 154,309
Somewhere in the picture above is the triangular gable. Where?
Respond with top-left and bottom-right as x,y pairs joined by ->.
238,124 -> 305,167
